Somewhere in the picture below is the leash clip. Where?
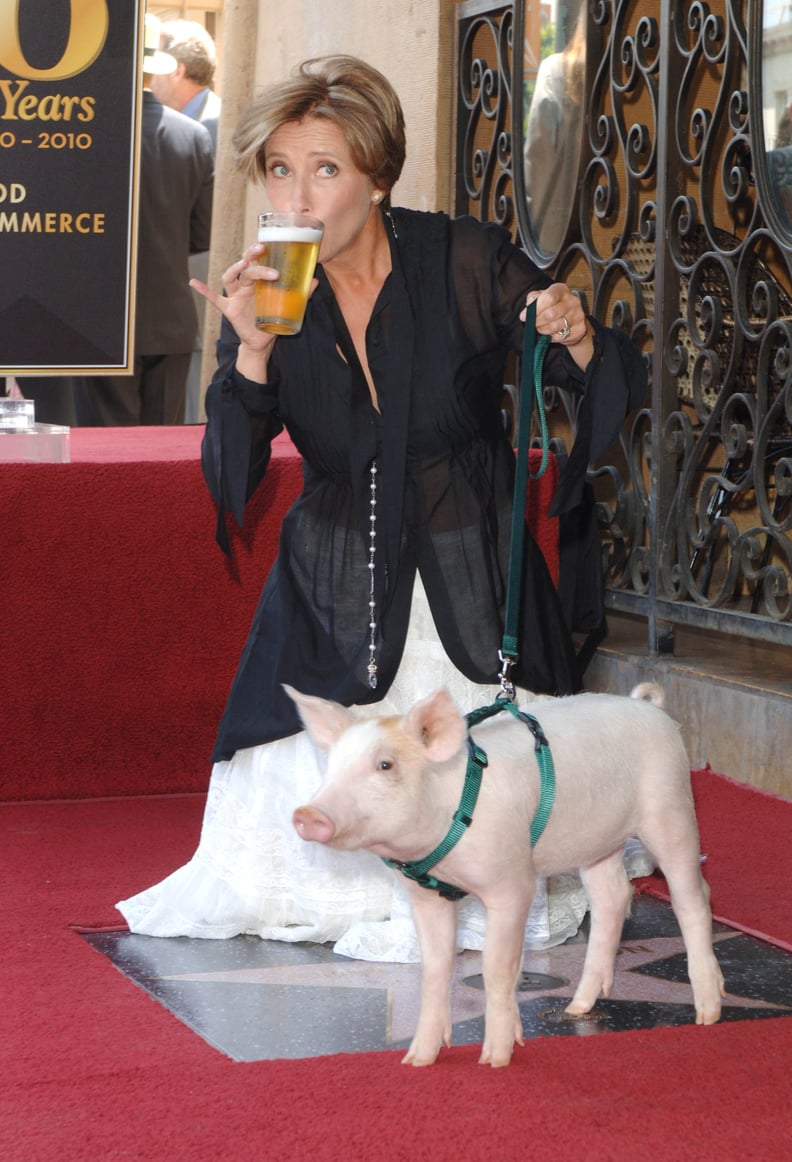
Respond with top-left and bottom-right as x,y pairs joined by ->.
498,650 -> 517,701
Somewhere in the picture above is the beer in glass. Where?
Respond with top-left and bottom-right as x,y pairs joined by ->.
255,211 -> 324,335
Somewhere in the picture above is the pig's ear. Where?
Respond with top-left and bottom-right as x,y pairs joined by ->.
403,689 -> 466,763
283,684 -> 354,751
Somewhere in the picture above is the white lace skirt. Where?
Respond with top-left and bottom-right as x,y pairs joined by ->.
117,577 -> 653,962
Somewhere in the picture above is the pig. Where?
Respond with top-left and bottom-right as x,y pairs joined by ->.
288,682 -> 724,1067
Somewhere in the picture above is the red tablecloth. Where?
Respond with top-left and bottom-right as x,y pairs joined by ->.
2,427 -> 301,800
68,424 -> 295,463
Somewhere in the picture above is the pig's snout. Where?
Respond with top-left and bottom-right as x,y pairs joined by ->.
293,805 -> 336,844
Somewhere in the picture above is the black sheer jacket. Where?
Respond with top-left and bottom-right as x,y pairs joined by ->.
201,209 -> 647,761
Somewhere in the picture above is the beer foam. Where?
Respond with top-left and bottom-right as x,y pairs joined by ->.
257,225 -> 323,244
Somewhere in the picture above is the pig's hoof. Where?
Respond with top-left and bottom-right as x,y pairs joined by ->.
479,1054 -> 512,1068
478,1047 -> 514,1068
401,1031 -> 449,1067
401,1049 -> 440,1067
693,967 -> 725,1025
695,1003 -> 722,1026
479,1034 -> 521,1067
564,999 -> 595,1018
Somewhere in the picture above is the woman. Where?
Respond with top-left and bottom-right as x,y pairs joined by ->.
118,56 -> 649,960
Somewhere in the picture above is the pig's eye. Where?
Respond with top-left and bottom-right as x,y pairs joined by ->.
377,760 -> 393,771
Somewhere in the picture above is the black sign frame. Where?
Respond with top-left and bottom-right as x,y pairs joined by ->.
0,0 -> 143,374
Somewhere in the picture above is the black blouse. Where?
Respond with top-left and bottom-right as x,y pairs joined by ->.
202,209 -> 647,761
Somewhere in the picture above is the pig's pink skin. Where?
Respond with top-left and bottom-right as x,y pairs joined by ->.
286,682 -> 725,1068
292,806 -> 336,844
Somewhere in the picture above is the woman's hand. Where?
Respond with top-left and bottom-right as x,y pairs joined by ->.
190,243 -> 284,381
191,244 -> 275,345
522,283 -> 594,371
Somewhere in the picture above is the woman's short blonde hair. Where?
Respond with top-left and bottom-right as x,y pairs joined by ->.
232,55 -> 406,200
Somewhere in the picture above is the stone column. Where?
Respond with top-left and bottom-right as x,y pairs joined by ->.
197,0 -> 259,417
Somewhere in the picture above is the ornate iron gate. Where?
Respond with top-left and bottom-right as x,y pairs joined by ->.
456,0 -> 792,654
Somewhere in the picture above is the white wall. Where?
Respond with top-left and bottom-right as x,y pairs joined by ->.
241,0 -> 457,232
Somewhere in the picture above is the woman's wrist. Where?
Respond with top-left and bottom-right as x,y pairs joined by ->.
564,320 -> 595,370
236,340 -> 272,384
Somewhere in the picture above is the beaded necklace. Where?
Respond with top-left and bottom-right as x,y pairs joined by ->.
367,460 -> 379,689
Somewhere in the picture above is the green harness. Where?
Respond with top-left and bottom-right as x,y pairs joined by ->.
383,698 -> 556,900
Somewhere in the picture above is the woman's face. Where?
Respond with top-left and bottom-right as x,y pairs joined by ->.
263,116 -> 382,265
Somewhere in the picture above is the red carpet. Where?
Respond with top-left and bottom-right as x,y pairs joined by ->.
3,770 -> 792,1161
4,428 -> 789,1156
636,766 -> 792,953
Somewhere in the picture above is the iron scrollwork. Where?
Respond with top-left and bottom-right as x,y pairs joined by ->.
456,0 -> 792,645
456,2 -> 516,231
657,0 -> 792,632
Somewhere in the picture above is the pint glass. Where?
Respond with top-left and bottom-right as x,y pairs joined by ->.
255,211 -> 324,335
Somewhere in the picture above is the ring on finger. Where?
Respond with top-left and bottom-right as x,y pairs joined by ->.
557,315 -> 571,341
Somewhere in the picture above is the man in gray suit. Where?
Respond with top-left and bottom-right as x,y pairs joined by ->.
152,20 -> 222,153
72,15 -> 214,425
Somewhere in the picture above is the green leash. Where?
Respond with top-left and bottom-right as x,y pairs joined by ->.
500,299 -> 551,698
383,303 -> 556,901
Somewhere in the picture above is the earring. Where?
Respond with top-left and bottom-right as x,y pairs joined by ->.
372,193 -> 382,204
